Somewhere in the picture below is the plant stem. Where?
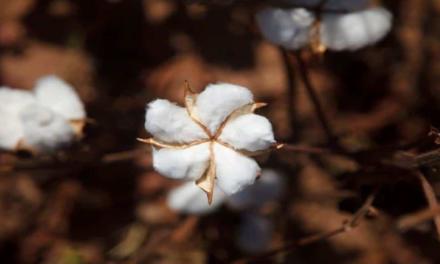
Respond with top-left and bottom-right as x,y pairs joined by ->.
280,48 -> 298,142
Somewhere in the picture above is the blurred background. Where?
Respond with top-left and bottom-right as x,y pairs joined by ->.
1,0 -> 440,263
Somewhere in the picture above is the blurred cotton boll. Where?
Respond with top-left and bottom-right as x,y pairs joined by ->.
167,181 -> 227,215
256,6 -> 392,51
256,8 -> 314,50
0,75 -> 86,153
236,213 -> 273,253
321,7 -> 392,51
227,169 -> 284,210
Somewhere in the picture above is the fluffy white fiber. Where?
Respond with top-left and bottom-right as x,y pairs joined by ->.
195,83 -> 253,134
34,75 -> 86,120
145,99 -> 208,144
256,8 -> 314,50
321,7 -> 392,51
219,114 -> 275,152
256,7 -> 392,51
167,181 -> 226,215
20,104 -> 75,153
214,143 -> 260,195
152,143 -> 211,180
0,75 -> 86,153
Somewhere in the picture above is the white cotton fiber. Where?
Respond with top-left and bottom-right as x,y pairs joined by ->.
214,143 -> 260,195
256,8 -> 314,50
219,114 -> 275,152
34,75 -> 86,120
195,83 -> 253,134
236,213 -> 273,253
227,169 -> 284,210
321,7 -> 392,51
20,104 -> 75,153
145,99 -> 208,144
284,0 -> 369,11
167,181 -> 227,215
0,87 -> 36,150
152,143 -> 211,181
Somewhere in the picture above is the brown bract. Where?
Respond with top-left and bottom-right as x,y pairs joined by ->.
138,82 -> 282,204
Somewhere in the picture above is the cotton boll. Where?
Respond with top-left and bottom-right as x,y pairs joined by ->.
167,181 -> 227,215
321,7 -> 392,51
34,75 -> 86,120
214,143 -> 260,195
256,8 -> 314,50
283,0 -> 369,11
195,83 -> 253,134
219,114 -> 275,152
227,169 -> 284,210
20,104 -> 76,153
0,88 -> 36,150
145,99 -> 208,144
236,213 -> 273,253
153,143 -> 211,181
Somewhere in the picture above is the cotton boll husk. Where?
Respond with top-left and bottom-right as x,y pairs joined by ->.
20,104 -> 76,153
236,213 -> 273,253
219,114 -> 275,152
0,87 -> 35,150
153,142 -> 211,181
256,8 -> 314,50
283,0 -> 369,11
167,181 -> 227,215
321,7 -> 392,51
34,75 -> 86,120
214,143 -> 260,195
145,99 -> 208,143
227,169 -> 284,210
195,83 -> 253,134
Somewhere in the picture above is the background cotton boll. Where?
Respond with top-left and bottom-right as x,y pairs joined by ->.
214,143 -> 260,195
34,75 -> 86,120
256,8 -> 314,50
195,83 -> 253,134
321,7 -> 392,51
20,104 -> 76,153
152,143 -> 211,180
219,114 -> 275,152
236,213 -> 273,253
167,182 -> 226,215
227,169 -> 284,210
0,87 -> 35,114
145,99 -> 208,143
283,0 -> 369,11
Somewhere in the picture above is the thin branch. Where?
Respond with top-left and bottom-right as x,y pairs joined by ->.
235,189 -> 378,263
280,143 -> 332,155
416,171 -> 440,239
280,47 -> 298,142
397,205 -> 440,231
293,51 -> 338,147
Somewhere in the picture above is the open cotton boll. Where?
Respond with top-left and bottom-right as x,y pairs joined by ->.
195,83 -> 253,134
0,87 -> 36,150
256,8 -> 314,50
219,114 -> 275,152
283,0 -> 369,11
167,181 -> 227,215
214,143 -> 260,195
236,213 -> 273,253
227,169 -> 284,210
34,75 -> 86,120
19,104 -> 75,153
321,7 -> 392,51
145,99 -> 208,144
153,143 -> 211,180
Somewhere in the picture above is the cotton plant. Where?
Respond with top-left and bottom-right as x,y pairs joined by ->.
256,1 -> 393,52
0,75 -> 87,154
166,169 -> 284,253
141,82 -> 281,203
